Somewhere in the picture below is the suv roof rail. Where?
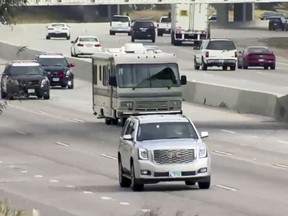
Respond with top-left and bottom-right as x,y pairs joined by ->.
39,52 -> 63,56
11,60 -> 38,63
129,111 -> 183,117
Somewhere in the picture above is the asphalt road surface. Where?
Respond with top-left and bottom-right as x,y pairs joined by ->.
1,24 -> 288,95
1,57 -> 288,216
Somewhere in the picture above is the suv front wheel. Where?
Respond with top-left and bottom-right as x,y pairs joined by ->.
131,163 -> 144,191
118,158 -> 131,187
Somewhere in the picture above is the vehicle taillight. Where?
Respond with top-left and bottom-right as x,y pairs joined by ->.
205,51 -> 209,58
77,43 -> 84,47
95,44 -> 101,47
235,51 -> 237,57
58,72 -> 64,78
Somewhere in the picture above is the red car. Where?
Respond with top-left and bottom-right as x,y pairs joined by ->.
237,46 -> 276,70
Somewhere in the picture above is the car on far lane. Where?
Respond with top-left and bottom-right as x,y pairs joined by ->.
46,23 -> 71,40
70,36 -> 102,57
237,46 -> 276,70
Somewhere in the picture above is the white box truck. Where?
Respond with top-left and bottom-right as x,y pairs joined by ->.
171,3 -> 210,46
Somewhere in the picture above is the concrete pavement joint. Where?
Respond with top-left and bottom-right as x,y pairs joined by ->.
273,163 -> 288,169
220,129 -> 236,134
16,130 -> 26,135
101,154 -> 117,160
212,150 -> 233,156
216,184 -> 238,191
55,141 -> 70,147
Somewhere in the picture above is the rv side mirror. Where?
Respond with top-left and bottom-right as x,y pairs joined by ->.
180,75 -> 187,85
109,76 -> 117,87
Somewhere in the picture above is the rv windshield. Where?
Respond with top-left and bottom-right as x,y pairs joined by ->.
116,63 -> 180,88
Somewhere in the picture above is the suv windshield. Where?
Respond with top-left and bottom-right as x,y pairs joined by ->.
160,17 -> 171,22
247,47 -> 270,53
134,21 -> 154,28
112,16 -> 129,22
9,66 -> 43,76
137,122 -> 199,141
116,63 -> 180,88
79,37 -> 98,42
38,57 -> 68,66
207,41 -> 236,50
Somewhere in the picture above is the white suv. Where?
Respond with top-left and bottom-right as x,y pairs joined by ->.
46,23 -> 71,40
118,114 -> 211,191
109,15 -> 131,36
194,39 -> 238,71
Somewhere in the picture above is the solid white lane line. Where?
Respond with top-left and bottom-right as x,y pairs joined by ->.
216,184 -> 237,192
55,141 -> 69,147
34,175 -> 43,178
119,202 -> 130,206
49,179 -> 59,183
220,129 -> 236,134
101,196 -> 112,200
212,150 -> 233,156
71,118 -> 85,123
277,140 -> 288,144
16,131 -> 26,135
101,154 -> 117,160
20,170 -> 28,173
83,191 -> 93,194
65,185 -> 75,188
273,163 -> 288,169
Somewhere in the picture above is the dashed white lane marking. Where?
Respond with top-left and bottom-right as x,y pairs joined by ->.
20,170 -> 28,173
83,191 -> 93,194
55,141 -> 69,147
16,131 -> 26,135
101,197 -> 112,200
33,109 -> 47,115
119,202 -> 130,206
49,179 -> 59,183
141,209 -> 151,213
71,118 -> 85,123
101,154 -> 117,160
277,140 -> 288,144
34,175 -> 43,178
65,185 -> 75,188
220,129 -> 236,134
9,165 -> 15,168
273,163 -> 288,169
212,150 -> 233,156
216,184 -> 238,192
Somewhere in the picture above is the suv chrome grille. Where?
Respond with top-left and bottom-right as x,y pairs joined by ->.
135,101 -> 168,111
18,80 -> 40,87
153,149 -> 195,164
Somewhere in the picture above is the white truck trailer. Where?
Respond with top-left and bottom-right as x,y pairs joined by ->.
171,3 -> 210,46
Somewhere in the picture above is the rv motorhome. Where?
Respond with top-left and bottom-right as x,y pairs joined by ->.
91,43 -> 187,126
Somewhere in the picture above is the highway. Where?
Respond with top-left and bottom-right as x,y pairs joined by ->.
1,49 -> 288,216
1,23 -> 288,95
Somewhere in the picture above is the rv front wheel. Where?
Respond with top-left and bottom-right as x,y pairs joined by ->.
105,117 -> 112,125
112,118 -> 119,125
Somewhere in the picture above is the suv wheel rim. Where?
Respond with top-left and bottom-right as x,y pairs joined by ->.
131,165 -> 135,186
118,161 -> 122,183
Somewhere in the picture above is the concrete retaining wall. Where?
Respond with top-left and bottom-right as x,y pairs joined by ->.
1,40 -> 288,122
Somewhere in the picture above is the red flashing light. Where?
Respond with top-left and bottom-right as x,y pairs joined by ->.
58,72 -> 64,78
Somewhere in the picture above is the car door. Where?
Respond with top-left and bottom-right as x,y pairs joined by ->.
238,49 -> 245,66
195,41 -> 205,64
119,119 -> 131,169
122,120 -> 135,170
1,66 -> 9,93
72,37 -> 78,54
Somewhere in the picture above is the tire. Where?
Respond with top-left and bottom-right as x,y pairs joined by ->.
198,177 -> 211,189
105,117 -> 112,125
71,51 -> 74,57
230,65 -> 236,71
271,64 -> 275,70
222,65 -> 228,70
131,37 -> 135,42
43,94 -> 50,100
237,63 -> 241,69
46,35 -> 50,40
152,37 -> 155,43
264,65 -> 269,70
61,84 -> 67,89
37,94 -> 42,99
130,163 -> 144,191
121,117 -> 127,127
112,118 -> 119,125
128,32 -> 131,36
118,158 -> 131,188
201,60 -> 207,71
185,180 -> 195,186
243,63 -> 248,69
68,80 -> 74,89
66,35 -> 70,40
157,31 -> 163,36
1,88 -> 7,99
110,31 -> 115,35
194,59 -> 200,70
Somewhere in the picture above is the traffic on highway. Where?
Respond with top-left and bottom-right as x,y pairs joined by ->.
0,5 -> 288,216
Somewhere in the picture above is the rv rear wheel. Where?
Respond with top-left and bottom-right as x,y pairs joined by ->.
105,117 -> 112,125
112,118 -> 119,125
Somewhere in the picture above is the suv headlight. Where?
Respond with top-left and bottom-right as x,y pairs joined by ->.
169,100 -> 181,107
8,78 -> 19,85
120,101 -> 134,108
41,78 -> 48,87
138,148 -> 149,160
199,146 -> 207,158
66,70 -> 71,77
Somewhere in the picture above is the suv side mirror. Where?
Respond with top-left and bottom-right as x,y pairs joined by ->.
200,131 -> 209,138
180,75 -> 187,85
123,134 -> 132,140
69,63 -> 75,67
109,76 -> 117,87
71,41 -> 75,44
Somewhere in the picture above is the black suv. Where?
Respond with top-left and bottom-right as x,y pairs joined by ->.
1,60 -> 50,100
131,20 -> 156,43
35,53 -> 75,89
268,16 -> 287,31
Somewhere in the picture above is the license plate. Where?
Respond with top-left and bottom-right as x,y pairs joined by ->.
53,78 -> 59,81
259,59 -> 264,62
169,171 -> 182,177
28,89 -> 35,93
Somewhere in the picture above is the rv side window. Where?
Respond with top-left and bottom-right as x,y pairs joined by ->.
103,66 -> 107,86
99,65 -> 102,81
93,64 -> 97,85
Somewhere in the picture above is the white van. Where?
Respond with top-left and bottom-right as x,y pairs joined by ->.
109,15 -> 132,36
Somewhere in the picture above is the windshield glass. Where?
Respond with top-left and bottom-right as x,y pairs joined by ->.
52,24 -> 65,27
38,57 -> 68,66
161,17 -> 171,22
10,66 -> 43,76
79,37 -> 98,42
116,63 -> 180,88
207,41 -> 236,50
137,122 -> 199,141
112,16 -> 129,22
248,47 -> 270,53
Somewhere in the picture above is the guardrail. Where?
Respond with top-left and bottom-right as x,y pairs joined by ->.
23,0 -> 288,6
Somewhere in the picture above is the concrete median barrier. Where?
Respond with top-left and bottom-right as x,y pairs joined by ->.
1,40 -> 288,122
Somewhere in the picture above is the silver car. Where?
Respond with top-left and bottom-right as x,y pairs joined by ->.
117,114 -> 211,191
